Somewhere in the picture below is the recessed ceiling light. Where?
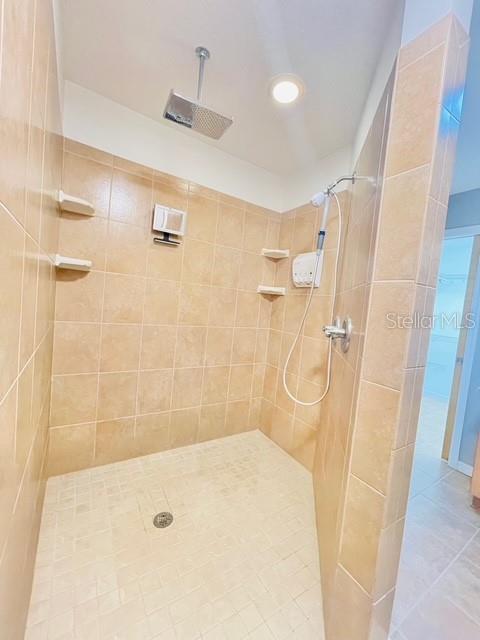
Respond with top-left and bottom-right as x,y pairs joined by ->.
271,76 -> 303,104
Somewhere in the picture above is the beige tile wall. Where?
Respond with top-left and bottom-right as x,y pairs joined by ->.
258,66 -> 394,633
258,14 -> 469,640
315,74 -> 394,618
0,6 -> 465,640
259,196 -> 345,471
326,15 -> 469,640
47,140 -> 281,474
0,0 -> 62,636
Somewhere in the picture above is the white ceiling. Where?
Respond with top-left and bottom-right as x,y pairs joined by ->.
60,0 -> 398,177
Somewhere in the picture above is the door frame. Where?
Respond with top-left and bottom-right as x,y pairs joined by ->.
445,225 -> 480,476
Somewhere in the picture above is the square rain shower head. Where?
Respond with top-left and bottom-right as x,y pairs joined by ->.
163,90 -> 233,140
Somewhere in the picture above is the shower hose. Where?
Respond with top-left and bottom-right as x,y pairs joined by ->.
282,191 -> 342,406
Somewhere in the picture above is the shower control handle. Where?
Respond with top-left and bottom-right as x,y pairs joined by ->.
323,322 -> 346,339
323,316 -> 352,353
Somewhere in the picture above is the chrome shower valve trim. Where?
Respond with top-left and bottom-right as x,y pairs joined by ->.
323,316 -> 352,353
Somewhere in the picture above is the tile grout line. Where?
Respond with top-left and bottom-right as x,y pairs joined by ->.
199,197 -> 222,438
91,165 -> 114,462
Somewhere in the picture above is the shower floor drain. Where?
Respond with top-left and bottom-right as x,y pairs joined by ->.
153,512 -> 173,528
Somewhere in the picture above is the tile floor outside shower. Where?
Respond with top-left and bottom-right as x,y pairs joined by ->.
390,395 -> 480,640
25,431 -> 324,640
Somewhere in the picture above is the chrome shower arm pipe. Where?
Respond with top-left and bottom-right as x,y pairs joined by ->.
325,173 -> 356,194
325,173 -> 373,195
195,46 -> 210,101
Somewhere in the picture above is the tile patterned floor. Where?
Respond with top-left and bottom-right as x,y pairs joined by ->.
25,431 -> 324,640
391,396 -> 480,640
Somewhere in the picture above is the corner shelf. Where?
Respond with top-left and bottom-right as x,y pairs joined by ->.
257,285 -> 286,296
54,255 -> 92,272
261,248 -> 289,259
58,190 -> 95,216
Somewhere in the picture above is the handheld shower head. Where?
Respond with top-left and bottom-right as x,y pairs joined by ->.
311,191 -> 327,208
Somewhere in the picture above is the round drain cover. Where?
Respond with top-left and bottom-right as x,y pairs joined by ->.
153,512 -> 173,528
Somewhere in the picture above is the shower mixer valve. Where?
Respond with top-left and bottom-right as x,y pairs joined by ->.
323,316 -> 352,353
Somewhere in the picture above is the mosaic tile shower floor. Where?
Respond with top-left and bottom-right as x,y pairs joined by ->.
25,431 -> 324,640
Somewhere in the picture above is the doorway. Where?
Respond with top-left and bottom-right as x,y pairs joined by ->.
390,228 -> 480,638
446,230 -> 480,477
413,230 -> 479,495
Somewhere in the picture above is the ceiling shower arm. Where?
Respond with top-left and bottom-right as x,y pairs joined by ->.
195,46 -> 210,101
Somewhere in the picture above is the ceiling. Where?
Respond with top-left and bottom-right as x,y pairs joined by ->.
60,0 -> 398,176
452,0 -> 480,194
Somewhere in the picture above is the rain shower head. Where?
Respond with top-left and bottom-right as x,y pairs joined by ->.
163,46 -> 233,140
164,90 -> 233,140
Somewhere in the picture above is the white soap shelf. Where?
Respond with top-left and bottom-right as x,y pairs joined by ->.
54,254 -> 92,272
261,248 -> 289,259
257,285 -> 286,296
58,190 -> 95,216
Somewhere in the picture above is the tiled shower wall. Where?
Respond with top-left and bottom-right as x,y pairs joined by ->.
0,5 -> 468,640
259,69 -> 394,627
47,140 -> 281,474
325,16 -> 469,640
260,195 -> 345,470
0,0 -> 62,636
259,14 -> 469,640
314,80 -> 394,638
